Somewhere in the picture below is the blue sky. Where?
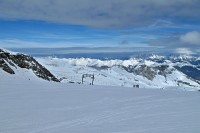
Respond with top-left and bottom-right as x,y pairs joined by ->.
0,0 -> 200,54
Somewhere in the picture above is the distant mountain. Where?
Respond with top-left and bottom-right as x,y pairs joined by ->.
0,49 -> 59,82
37,55 -> 200,91
147,55 -> 200,81
1,48 -> 199,91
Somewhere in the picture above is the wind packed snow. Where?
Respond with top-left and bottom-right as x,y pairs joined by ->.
0,69 -> 200,133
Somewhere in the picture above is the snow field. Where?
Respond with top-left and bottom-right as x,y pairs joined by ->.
1,73 -> 200,133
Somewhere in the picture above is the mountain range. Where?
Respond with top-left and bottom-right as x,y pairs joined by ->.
1,48 -> 200,91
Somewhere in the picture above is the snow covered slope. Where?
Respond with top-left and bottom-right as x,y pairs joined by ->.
0,49 -> 59,82
1,73 -> 200,133
37,57 -> 200,91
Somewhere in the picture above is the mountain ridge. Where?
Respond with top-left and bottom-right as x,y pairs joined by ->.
0,49 -> 59,82
37,56 -> 200,90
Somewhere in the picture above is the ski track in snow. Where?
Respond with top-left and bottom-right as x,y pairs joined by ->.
0,71 -> 200,133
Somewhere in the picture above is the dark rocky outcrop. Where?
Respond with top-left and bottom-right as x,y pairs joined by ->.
0,59 -> 15,74
0,49 -> 59,82
123,64 -> 173,81
154,65 -> 173,77
123,65 -> 156,80
90,65 -> 110,70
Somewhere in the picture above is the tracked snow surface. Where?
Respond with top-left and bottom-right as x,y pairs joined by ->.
1,69 -> 200,133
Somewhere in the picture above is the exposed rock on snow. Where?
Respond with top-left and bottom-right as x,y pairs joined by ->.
123,65 -> 156,80
0,58 -> 15,74
0,49 -> 59,82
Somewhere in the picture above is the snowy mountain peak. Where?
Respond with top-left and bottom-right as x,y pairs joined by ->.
148,54 -> 165,60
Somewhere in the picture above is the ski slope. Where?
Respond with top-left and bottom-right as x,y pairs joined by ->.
1,69 -> 200,133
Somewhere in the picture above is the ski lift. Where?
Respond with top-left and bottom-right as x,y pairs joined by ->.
82,74 -> 95,85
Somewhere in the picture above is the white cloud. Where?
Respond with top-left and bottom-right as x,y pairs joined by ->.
0,39 -> 94,48
175,48 -> 196,55
180,31 -> 200,45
